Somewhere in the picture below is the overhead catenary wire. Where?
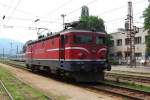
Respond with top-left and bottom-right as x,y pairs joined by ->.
0,0 -> 77,27
0,0 -> 146,33
42,0 -> 98,29
0,1 -> 36,17
0,24 -> 50,30
45,0 -> 74,16
47,0 -> 144,29
6,0 -> 14,12
98,0 -> 144,16
105,17 -> 126,23
66,0 -> 97,16
0,12 -> 142,31
0,1 -> 60,21
105,11 -> 143,24
6,0 -> 22,24
0,16 -> 61,23
2,0 -> 14,20
43,0 -> 97,23
0,0 -> 142,23
0,0 -> 144,22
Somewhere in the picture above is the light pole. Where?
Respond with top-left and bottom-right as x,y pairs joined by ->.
3,48 -> 4,60
125,1 -> 139,67
61,14 -> 66,29
10,42 -> 12,58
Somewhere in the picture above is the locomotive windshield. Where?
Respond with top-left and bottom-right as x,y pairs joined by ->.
96,36 -> 105,45
74,35 -> 92,44
74,34 -> 105,44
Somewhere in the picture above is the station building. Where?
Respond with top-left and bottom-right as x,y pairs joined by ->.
109,28 -> 148,62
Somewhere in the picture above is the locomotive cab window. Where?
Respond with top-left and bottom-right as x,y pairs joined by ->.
74,35 -> 92,44
96,36 -> 105,45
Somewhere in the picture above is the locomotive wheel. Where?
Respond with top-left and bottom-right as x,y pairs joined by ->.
31,65 -> 38,72
54,70 -> 62,79
31,66 -> 35,72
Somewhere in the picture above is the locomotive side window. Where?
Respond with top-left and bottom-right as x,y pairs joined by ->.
96,36 -> 105,45
74,35 -> 92,44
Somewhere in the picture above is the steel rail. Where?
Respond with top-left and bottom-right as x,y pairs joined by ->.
1,60 -> 150,99
83,83 -> 150,100
0,61 -> 51,100
0,80 -> 14,100
105,72 -> 150,83
7,60 -> 150,84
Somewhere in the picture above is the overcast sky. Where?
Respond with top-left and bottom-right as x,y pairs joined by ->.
0,0 -> 149,43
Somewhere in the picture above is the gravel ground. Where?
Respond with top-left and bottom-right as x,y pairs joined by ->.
0,63 -> 123,100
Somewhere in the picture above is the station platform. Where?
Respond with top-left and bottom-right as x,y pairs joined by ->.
111,65 -> 150,75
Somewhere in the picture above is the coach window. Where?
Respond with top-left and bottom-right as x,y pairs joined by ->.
96,36 -> 105,45
74,35 -> 92,44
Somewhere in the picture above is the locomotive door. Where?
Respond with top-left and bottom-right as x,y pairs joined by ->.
60,35 -> 65,60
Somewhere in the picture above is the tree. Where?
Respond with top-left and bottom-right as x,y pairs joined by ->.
143,4 -> 150,30
74,5 -> 106,32
77,16 -> 105,32
143,4 -> 150,56
106,33 -> 113,65
145,36 -> 150,56
106,34 -> 113,47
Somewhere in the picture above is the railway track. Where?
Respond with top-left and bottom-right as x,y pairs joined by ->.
81,82 -> 150,100
1,60 -> 150,100
0,80 -> 14,100
105,72 -> 150,84
5,60 -> 150,84
0,60 -> 51,100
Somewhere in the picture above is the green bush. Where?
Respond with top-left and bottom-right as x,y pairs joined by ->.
110,59 -> 119,65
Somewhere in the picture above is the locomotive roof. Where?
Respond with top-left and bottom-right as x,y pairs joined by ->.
60,29 -> 106,35
28,29 -> 106,45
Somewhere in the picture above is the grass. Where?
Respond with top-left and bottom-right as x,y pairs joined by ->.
104,80 -> 150,93
0,65 -> 50,100
0,60 -> 26,68
0,60 -> 70,100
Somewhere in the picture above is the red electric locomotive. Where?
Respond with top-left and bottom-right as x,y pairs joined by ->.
25,29 -> 111,82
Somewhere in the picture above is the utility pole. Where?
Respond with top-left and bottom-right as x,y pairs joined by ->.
10,42 -> 12,58
3,48 -> 4,60
125,1 -> 139,67
16,45 -> 18,58
61,14 -> 66,29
